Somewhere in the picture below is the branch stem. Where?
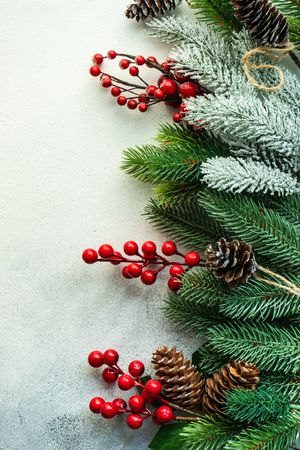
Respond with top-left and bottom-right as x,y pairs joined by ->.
290,51 -> 300,70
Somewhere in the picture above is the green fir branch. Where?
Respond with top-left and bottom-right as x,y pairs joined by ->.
207,322 -> 300,372
225,411 -> 300,450
180,415 -> 241,450
260,372 -> 300,403
186,0 -> 241,35
144,198 -> 226,249
163,293 -> 225,335
192,343 -> 230,377
225,386 -> 291,424
154,182 -> 203,205
199,190 -> 300,273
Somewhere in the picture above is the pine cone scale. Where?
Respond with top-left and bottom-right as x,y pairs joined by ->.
125,0 -> 181,21
203,360 -> 260,414
152,346 -> 205,410
205,238 -> 257,289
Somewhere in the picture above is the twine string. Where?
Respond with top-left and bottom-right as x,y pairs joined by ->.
242,42 -> 295,92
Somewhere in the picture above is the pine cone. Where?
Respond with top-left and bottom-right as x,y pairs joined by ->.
231,0 -> 288,47
125,0 -> 182,21
152,346 -> 205,410
203,360 -> 260,414
205,238 -> 257,289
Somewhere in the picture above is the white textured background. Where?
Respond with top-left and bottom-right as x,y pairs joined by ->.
0,1 -> 198,449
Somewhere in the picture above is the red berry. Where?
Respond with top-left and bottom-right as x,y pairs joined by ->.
141,389 -> 154,403
173,69 -> 187,82
161,241 -> 177,256
160,79 -> 179,96
104,349 -> 119,365
158,75 -> 167,87
185,251 -> 201,266
111,86 -> 121,97
168,277 -> 182,292
82,248 -> 98,264
139,103 -> 148,113
123,241 -> 139,255
138,93 -> 149,103
98,244 -> 114,258
88,350 -> 104,368
117,95 -> 127,106
135,55 -> 145,65
102,367 -> 119,383
127,263 -> 142,278
161,62 -> 171,71
93,53 -> 104,65
119,58 -> 130,69
141,270 -> 157,285
110,251 -> 123,265
127,413 -> 143,429
129,66 -> 139,77
144,379 -> 162,397
89,397 -> 105,414
127,100 -> 138,110
101,76 -> 112,88
154,89 -> 165,99
147,56 -> 158,65
90,65 -> 101,77
169,264 -> 184,277
128,360 -> 145,377
107,50 -> 117,59
146,85 -> 157,96
142,241 -> 157,255
113,398 -> 127,414
128,395 -> 145,412
122,266 -> 132,279
173,112 -> 182,123
179,81 -> 198,98
118,374 -> 135,391
101,402 -> 117,419
155,406 -> 174,423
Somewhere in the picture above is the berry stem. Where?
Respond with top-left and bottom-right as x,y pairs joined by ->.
102,72 -> 145,90
158,396 -> 202,417
175,415 -> 201,421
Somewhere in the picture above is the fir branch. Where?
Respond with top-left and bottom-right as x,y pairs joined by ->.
144,198 -> 227,249
218,276 -> 300,322
199,190 -> 300,273
181,415 -> 241,450
225,411 -> 300,450
268,194 -> 300,229
289,17 -> 300,46
154,182 -> 203,205
260,372 -> 300,403
207,321 -> 300,372
225,386 -> 290,424
122,145 -> 161,183
186,0 -> 241,35
201,157 -> 299,196
147,16 -> 206,45
186,94 -> 300,173
163,293 -> 225,334
192,343 -> 230,377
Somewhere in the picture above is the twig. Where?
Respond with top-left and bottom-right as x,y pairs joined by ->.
290,51 -> 300,70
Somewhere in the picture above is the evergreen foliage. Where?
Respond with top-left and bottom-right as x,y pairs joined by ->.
225,411 -> 300,449
207,321 -> 300,372
180,415 -> 241,450
225,386 -> 291,424
201,157 -> 299,195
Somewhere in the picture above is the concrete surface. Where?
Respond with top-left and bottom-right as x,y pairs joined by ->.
0,1 -> 198,448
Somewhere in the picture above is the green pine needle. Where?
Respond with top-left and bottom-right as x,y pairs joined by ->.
199,189 -> 300,273
225,386 -> 290,424
260,372 -> 300,403
180,415 -> 241,450
144,198 -> 226,249
192,343 -> 230,377
225,411 -> 300,450
207,322 -> 300,372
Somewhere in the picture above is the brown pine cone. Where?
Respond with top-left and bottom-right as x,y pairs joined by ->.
205,238 -> 257,289
231,0 -> 288,46
203,360 -> 260,414
152,346 -> 205,410
125,0 -> 182,22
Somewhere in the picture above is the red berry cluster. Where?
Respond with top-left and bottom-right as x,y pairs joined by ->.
82,241 -> 205,292
89,51 -> 210,122
88,349 -> 175,429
